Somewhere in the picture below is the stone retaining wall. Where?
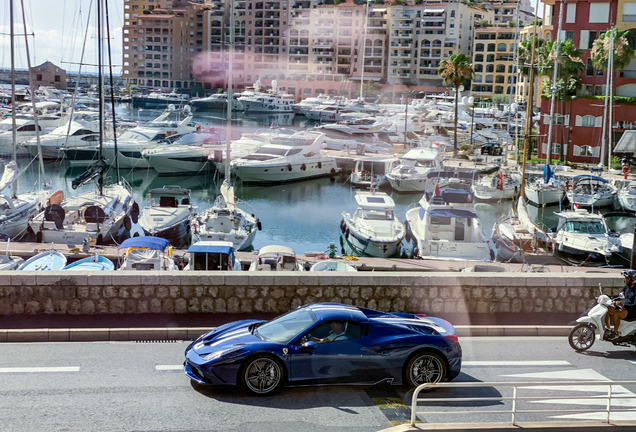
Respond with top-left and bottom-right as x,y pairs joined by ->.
0,272 -> 624,316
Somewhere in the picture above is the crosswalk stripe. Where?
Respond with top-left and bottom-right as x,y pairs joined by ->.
155,365 -> 182,371
0,367 -> 80,373
464,360 -> 570,366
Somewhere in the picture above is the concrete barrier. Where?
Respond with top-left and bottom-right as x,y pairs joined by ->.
0,271 -> 624,316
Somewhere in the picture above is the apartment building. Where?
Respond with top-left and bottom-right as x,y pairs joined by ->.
122,0 -> 211,89
537,0 -> 636,163
470,27 -> 516,99
487,0 -> 535,26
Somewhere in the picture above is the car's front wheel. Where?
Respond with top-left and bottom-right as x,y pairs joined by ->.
405,351 -> 447,388
240,355 -> 284,396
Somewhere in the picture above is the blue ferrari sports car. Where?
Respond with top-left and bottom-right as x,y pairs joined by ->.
184,303 -> 462,395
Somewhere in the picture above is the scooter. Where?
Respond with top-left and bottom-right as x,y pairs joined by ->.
568,284 -> 636,352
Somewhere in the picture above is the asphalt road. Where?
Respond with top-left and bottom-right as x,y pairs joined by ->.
0,336 -> 635,432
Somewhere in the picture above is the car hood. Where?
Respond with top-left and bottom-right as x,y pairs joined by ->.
188,319 -> 265,356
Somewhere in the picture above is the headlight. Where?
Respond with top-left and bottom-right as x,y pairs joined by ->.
201,347 -> 243,362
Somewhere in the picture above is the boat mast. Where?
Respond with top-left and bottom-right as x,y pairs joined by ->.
225,0 -> 234,180
546,0 -> 564,165
97,0 -> 104,196
359,0 -> 370,101
519,11 -> 540,198
19,0 -> 45,182
599,29 -> 613,168
10,0 -> 17,198
608,27 -> 615,167
105,0 -> 119,184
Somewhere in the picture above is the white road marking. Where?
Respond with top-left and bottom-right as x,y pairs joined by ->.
0,366 -> 80,373
155,365 -> 183,371
501,368 -> 609,381
464,360 -> 570,366
630,361 -> 636,365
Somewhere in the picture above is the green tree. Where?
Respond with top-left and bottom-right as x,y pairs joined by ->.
592,28 -> 635,71
479,19 -> 491,27
439,53 -> 474,158
516,34 -> 547,78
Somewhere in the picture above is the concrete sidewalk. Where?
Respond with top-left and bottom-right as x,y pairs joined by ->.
0,325 -> 573,342
378,421 -> 636,432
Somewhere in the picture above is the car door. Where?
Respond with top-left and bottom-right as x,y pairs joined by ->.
288,321 -> 372,385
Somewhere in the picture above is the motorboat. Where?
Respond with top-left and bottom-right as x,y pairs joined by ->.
238,80 -> 295,114
0,115 -> 68,155
0,161 -> 49,239
23,120 -> 100,159
491,199 -> 554,263
525,177 -> 565,207
248,245 -> 304,271
29,183 -> 136,245
405,188 -> 493,261
138,186 -> 193,242
190,93 -> 243,112
310,260 -> 357,272
17,249 -> 67,271
62,254 -> 114,271
618,181 -> 636,212
142,128 -> 226,175
386,148 -> 445,193
566,175 -> 617,209
231,131 -> 339,183
550,208 -> 619,266
0,238 -> 24,270
184,241 -> 242,271
472,170 -> 521,201
291,94 -> 334,114
350,157 -> 399,189
303,103 -> 379,122
340,190 -> 405,258
118,236 -> 177,271
132,91 -> 190,109
190,181 -> 260,251
315,118 -> 386,135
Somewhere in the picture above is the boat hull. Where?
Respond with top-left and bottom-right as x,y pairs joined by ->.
143,148 -> 212,175
566,192 -> 616,208
233,159 -> 339,184
524,187 -> 564,207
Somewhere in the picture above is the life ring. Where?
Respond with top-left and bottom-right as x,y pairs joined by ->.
340,219 -> 346,233
287,164 -> 292,171
567,183 -> 573,191
301,164 -> 306,171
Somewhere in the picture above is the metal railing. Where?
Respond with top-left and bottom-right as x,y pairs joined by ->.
411,380 -> 636,427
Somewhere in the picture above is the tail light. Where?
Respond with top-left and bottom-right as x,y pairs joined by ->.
445,334 -> 459,344
415,313 -> 427,318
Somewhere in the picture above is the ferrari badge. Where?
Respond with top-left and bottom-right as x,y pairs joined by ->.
283,348 -> 288,355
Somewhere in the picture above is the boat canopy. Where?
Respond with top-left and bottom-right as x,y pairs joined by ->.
148,187 -> 191,196
573,175 -> 608,183
355,191 -> 395,208
424,188 -> 472,204
258,245 -> 296,256
420,208 -> 477,220
118,237 -> 170,251
188,242 -> 234,255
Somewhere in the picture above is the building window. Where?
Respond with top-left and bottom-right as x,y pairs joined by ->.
589,3 -> 610,23
595,85 -> 606,96
451,10 -> 455,18
497,43 -> 506,51
586,58 -> 593,76
36,74 -> 42,81
566,30 -> 574,41
624,3 -> 636,22
566,3 -> 576,23
487,43 -> 495,52
581,115 -> 596,127
589,31 -> 597,49
580,145 -> 594,156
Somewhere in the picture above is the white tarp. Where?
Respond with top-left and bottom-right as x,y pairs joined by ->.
0,161 -> 19,194
614,130 -> 636,155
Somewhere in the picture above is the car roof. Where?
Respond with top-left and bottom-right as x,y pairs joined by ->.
305,303 -> 368,322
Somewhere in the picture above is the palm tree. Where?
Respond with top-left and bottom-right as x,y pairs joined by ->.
592,28 -> 635,72
438,53 -> 474,158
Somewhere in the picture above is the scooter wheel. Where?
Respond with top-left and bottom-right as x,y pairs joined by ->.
568,323 -> 596,352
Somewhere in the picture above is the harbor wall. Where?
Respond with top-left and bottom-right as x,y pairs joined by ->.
0,272 -> 624,317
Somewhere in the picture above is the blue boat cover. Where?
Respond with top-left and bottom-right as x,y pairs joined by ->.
573,175 -> 607,183
188,244 -> 234,255
543,164 -> 553,183
118,236 -> 170,250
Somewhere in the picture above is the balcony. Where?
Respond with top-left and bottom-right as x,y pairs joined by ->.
391,13 -> 413,20
390,73 -> 410,78
392,22 -> 413,28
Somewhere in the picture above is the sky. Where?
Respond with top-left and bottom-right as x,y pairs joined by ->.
0,0 -> 123,74
0,0 -> 544,75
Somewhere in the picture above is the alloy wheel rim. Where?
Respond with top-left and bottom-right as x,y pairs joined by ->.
410,355 -> 443,385
245,358 -> 281,394
573,326 -> 593,349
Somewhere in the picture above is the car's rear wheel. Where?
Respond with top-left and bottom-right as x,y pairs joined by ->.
240,355 -> 284,396
405,351 -> 447,388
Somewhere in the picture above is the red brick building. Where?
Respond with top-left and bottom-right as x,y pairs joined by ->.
538,0 -> 636,164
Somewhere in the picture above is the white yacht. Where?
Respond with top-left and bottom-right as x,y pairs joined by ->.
191,181 -> 260,251
29,183 -> 135,245
303,102 -> 379,122
340,190 -> 405,258
190,93 -> 243,112
142,128 -> 226,175
231,131 -> 339,183
185,241 -> 242,271
566,175 -> 617,208
239,80 -> 295,114
618,180 -> 636,211
550,209 -> 618,266
0,161 -> 49,239
291,94 -> 333,114
386,148 -> 445,193
472,171 -> 521,201
350,157 -> 399,189
138,187 -> 193,242
23,120 -> 100,159
132,91 -> 190,109
0,116 -> 67,155
248,245 -> 304,271
405,188 -> 493,261
315,118 -> 386,135
118,236 -> 177,271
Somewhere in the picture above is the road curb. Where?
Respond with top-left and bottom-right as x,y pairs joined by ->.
0,325 -> 573,343
377,420 -> 636,432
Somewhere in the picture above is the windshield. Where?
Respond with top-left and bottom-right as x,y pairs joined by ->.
254,307 -> 317,344
563,221 -> 606,234
362,209 -> 394,220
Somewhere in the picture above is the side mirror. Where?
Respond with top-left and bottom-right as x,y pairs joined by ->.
300,341 -> 317,351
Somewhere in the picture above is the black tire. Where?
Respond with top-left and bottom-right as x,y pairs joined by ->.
568,323 -> 596,352
345,227 -> 350,239
405,351 -> 447,388
340,219 -> 346,233
240,355 -> 284,396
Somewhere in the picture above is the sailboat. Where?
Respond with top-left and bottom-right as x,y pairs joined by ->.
190,3 -> 260,251
0,0 -> 49,239
29,0 -> 136,245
